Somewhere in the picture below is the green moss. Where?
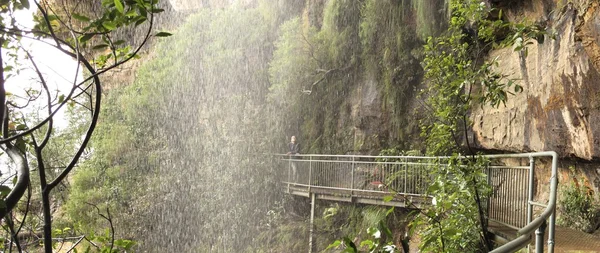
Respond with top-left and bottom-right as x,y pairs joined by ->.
269,0 -> 438,154
412,0 -> 449,40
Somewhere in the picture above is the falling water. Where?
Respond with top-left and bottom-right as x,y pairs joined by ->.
89,0 -> 449,251
126,1 -> 301,251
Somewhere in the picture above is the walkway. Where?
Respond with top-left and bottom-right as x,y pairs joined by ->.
548,227 -> 600,252
489,222 -> 600,252
279,152 -> 559,253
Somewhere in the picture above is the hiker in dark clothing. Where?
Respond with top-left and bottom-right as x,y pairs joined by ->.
287,136 -> 300,155
287,136 -> 300,182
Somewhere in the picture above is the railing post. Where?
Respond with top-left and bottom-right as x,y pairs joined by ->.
308,155 -> 312,193
403,158 -> 407,195
309,193 -> 315,253
351,156 -> 355,197
527,156 -> 536,253
548,174 -> 558,253
486,163 -> 491,227
287,156 -> 291,193
527,156 -> 535,225
548,213 -> 556,253
535,219 -> 547,253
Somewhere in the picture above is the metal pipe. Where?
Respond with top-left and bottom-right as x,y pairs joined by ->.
308,155 -> 312,192
527,156 -> 535,225
548,152 -> 559,253
275,151 -> 558,160
287,157 -> 291,193
309,193 -> 315,253
535,219 -> 547,253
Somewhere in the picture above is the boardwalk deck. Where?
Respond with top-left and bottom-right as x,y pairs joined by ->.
278,152 -> 559,253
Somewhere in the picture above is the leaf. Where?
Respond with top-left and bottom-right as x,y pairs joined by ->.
151,8 -> 164,13
138,6 -> 148,18
114,0 -> 124,13
382,195 -> 394,202
19,0 -> 29,9
15,137 -> 27,152
154,32 -> 172,37
15,124 -> 27,130
134,16 -> 147,27
114,40 -> 126,45
72,13 -> 91,22
58,94 -> 65,103
342,237 -> 357,252
514,85 -> 523,93
101,0 -> 113,7
385,207 -> 395,217
379,221 -> 393,238
325,240 -> 341,250
360,239 -> 375,249
125,9 -> 138,17
80,34 -> 94,43
444,228 -> 459,237
92,44 -> 109,50
0,185 -> 11,196
102,21 -> 117,31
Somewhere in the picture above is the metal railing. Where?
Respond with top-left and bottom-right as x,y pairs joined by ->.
281,154 -> 436,202
278,151 -> 558,253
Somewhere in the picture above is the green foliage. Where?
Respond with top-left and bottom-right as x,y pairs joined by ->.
359,0 -> 418,110
558,168 -> 600,233
412,0 -> 448,40
326,207 -> 399,253
421,1 -> 515,155
269,0 -> 361,154
414,0 -> 552,252
269,0 -> 432,153
64,6 -> 283,251
411,155 -> 492,252
0,0 -> 164,252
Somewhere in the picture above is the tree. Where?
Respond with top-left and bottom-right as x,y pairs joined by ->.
0,0 -> 168,251
415,0 -> 545,252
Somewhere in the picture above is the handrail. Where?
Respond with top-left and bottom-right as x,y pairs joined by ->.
279,151 -> 558,253
0,146 -> 30,219
490,151 -> 558,253
275,153 -> 442,159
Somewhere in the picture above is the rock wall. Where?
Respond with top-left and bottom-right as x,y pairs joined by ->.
473,0 -> 600,207
473,0 -> 600,160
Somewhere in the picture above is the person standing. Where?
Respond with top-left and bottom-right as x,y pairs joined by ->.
287,136 -> 300,156
287,136 -> 300,182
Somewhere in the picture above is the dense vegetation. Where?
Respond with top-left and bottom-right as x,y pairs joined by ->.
59,0 -> 450,251
61,5 -> 288,251
271,0 -> 447,154
1,0 -> 571,252
0,0 -> 168,251
62,0 -> 534,251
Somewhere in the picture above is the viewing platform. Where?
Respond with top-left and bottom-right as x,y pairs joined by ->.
277,152 -> 560,253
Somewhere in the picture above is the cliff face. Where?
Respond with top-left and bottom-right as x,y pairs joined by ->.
471,0 -> 600,197
473,0 -> 600,161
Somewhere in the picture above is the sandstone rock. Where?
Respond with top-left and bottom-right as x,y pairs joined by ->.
472,0 -> 600,160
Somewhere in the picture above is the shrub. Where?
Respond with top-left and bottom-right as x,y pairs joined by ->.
558,169 -> 600,233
